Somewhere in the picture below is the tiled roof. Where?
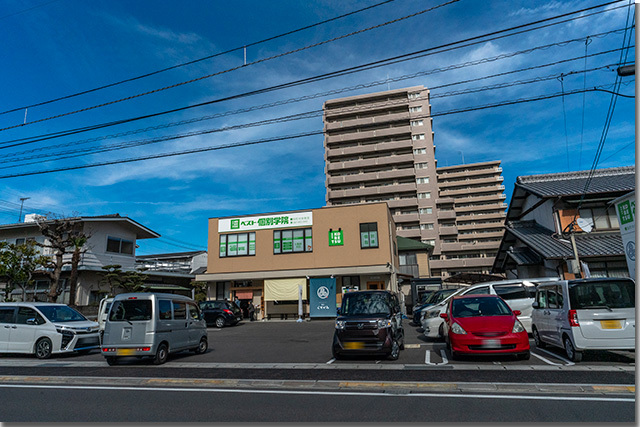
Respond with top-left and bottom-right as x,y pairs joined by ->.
397,236 -> 432,251
506,247 -> 542,266
515,166 -> 635,198
505,221 -> 624,259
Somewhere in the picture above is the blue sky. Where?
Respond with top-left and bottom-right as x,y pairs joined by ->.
0,0 -> 635,255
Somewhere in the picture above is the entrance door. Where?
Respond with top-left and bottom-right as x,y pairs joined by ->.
366,282 -> 384,290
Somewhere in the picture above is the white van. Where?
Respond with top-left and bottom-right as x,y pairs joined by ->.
101,293 -> 208,365
421,277 -> 559,338
531,278 -> 635,362
97,297 -> 113,333
0,302 -> 100,359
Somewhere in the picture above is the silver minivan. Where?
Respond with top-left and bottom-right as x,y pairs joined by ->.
101,293 -> 208,365
531,278 -> 635,362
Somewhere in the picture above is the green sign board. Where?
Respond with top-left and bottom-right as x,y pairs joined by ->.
329,230 -> 343,246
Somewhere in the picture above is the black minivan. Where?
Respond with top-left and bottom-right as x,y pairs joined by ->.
332,290 -> 405,360
199,300 -> 243,328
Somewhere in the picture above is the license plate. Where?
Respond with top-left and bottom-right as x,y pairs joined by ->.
601,320 -> 622,329
344,341 -> 364,350
481,339 -> 501,348
116,348 -> 136,356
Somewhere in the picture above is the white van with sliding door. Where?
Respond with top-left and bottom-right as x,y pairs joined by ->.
101,293 -> 208,365
531,278 -> 635,362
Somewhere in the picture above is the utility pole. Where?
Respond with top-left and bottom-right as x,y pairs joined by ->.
18,197 -> 30,223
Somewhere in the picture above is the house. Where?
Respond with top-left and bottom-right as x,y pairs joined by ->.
0,214 -> 160,305
135,251 -> 208,294
492,166 -> 634,279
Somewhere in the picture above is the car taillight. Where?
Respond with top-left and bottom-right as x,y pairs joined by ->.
568,309 -> 579,327
223,309 -> 233,314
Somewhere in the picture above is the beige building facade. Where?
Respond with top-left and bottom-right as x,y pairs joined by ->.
323,86 -> 506,280
196,203 -> 400,320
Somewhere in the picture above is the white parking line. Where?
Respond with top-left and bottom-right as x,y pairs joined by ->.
439,350 -> 448,365
531,351 -> 563,366
535,348 -> 575,366
424,350 -> 449,365
326,358 -> 335,365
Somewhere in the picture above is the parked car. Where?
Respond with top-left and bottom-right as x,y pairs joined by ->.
412,288 -> 459,326
421,277 -> 558,338
441,294 -> 530,360
0,302 -> 100,359
531,278 -> 635,362
97,297 -> 113,342
199,300 -> 243,328
101,293 -> 208,365
332,290 -> 405,360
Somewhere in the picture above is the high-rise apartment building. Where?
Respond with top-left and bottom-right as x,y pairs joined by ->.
431,161 -> 507,279
323,86 -> 507,280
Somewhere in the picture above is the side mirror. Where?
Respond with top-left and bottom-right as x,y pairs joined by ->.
440,313 -> 448,320
513,310 -> 521,316
336,307 -> 341,315
26,318 -> 38,325
532,302 -> 539,309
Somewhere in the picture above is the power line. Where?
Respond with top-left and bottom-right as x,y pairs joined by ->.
3,28 -> 627,151
0,0 -> 396,116
0,0 -> 625,134
0,60 -> 623,170
0,83 -> 626,180
0,0 -> 64,21
0,0 -> 459,129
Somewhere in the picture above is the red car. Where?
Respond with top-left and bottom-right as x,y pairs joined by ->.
441,294 -> 530,360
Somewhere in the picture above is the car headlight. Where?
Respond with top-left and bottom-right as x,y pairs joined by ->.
451,322 -> 467,335
335,320 -> 346,330
512,320 -> 525,333
56,327 -> 75,335
377,319 -> 392,329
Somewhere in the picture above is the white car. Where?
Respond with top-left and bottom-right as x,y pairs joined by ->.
0,302 -> 100,359
421,278 -> 559,338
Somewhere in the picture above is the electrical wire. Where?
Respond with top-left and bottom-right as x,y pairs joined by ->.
0,83 -> 626,180
0,0 -> 625,134
0,0 -> 396,116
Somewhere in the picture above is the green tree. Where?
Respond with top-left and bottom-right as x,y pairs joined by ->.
191,281 -> 208,302
98,265 -> 124,297
0,241 -> 48,302
119,269 -> 148,294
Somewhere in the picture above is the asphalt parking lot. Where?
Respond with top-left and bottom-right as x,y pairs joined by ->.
4,318 -> 633,369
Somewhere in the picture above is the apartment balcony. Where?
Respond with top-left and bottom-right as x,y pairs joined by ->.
438,175 -> 504,188
387,198 -> 419,209
457,222 -> 504,231
436,166 -> 502,180
454,202 -> 508,213
435,197 -> 455,205
458,230 -> 505,240
326,139 -> 413,159
452,194 -> 506,204
324,111 -> 411,132
327,168 -> 416,185
436,210 -> 456,220
395,228 -> 422,240
326,153 -> 415,172
456,211 -> 506,222
324,96 -> 411,116
439,184 -> 505,197
438,225 -> 458,236
429,257 -> 496,270
460,241 -> 501,251
325,126 -> 412,145
394,213 -> 420,223
327,182 -> 417,199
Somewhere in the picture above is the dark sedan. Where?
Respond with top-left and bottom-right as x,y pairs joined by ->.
199,300 -> 243,328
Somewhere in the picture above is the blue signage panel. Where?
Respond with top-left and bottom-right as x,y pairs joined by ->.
309,278 -> 337,318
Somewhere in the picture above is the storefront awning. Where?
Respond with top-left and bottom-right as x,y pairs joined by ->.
264,278 -> 307,301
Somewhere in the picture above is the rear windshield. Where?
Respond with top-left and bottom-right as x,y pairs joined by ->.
341,293 -> 391,316
452,297 -> 512,317
36,305 -> 87,323
430,289 -> 457,304
569,280 -> 635,310
109,300 -> 153,321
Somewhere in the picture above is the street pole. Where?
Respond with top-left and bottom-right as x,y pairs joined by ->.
18,197 -> 30,223
569,223 -> 582,279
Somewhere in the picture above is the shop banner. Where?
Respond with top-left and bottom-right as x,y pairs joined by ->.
309,278 -> 336,318
615,192 -> 636,279
219,211 -> 312,232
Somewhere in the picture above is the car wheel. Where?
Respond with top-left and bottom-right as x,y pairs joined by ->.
388,339 -> 400,360
517,351 -> 530,361
153,343 -> 169,365
332,346 -> 342,360
438,323 -> 444,339
35,338 -> 52,359
563,336 -> 582,362
532,327 -> 545,349
215,316 -> 226,328
194,337 -> 208,354
450,349 -> 459,361
105,356 -> 118,366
